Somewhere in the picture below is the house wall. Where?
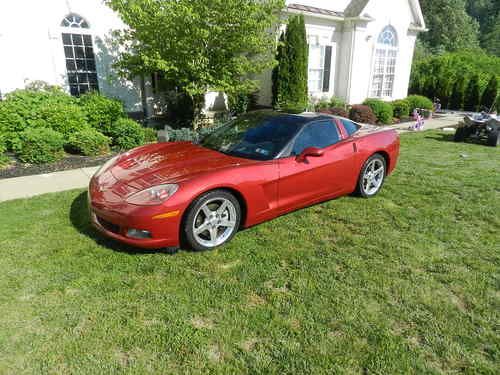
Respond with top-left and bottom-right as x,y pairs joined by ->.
259,0 -> 421,106
346,0 -> 419,103
0,0 -> 143,112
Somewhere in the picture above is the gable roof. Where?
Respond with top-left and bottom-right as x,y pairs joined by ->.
287,3 -> 344,18
287,0 -> 426,31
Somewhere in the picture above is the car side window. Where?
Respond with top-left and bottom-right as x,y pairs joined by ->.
341,119 -> 361,136
291,120 -> 340,155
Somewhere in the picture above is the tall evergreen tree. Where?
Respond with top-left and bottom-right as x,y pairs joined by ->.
274,15 -> 308,112
464,75 -> 481,111
450,76 -> 465,110
480,75 -> 498,110
272,33 -> 286,108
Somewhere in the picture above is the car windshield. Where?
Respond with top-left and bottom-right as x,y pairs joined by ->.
199,112 -> 306,160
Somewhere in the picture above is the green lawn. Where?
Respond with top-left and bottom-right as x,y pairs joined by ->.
0,131 -> 499,374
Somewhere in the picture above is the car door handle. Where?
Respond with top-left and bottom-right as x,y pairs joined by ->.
353,143 -> 358,153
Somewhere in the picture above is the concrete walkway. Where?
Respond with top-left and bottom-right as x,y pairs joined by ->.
0,114 -> 462,203
0,166 -> 98,202
390,113 -> 462,133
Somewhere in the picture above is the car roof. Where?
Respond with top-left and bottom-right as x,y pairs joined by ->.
244,110 -> 339,127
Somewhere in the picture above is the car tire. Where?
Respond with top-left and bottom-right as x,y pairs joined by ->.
183,190 -> 241,252
356,154 -> 387,198
454,127 -> 465,142
486,129 -> 499,147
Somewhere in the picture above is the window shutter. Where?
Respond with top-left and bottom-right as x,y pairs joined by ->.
322,46 -> 332,92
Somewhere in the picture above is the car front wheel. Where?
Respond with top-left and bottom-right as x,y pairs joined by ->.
357,154 -> 386,198
183,190 -> 241,251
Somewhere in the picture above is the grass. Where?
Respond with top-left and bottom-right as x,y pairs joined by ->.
0,131 -> 498,374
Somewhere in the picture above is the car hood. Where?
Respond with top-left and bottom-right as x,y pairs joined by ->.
104,142 -> 249,196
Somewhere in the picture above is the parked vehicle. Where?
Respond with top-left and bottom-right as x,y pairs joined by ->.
88,110 -> 400,251
454,112 -> 500,147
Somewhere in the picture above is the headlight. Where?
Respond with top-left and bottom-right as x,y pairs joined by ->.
94,154 -> 121,178
126,184 -> 179,206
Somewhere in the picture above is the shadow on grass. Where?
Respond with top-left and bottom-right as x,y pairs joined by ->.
70,191 -> 177,255
424,132 -> 490,147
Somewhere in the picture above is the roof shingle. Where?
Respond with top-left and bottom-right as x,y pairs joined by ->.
287,3 -> 344,18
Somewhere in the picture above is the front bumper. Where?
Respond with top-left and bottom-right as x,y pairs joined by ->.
88,190 -> 183,250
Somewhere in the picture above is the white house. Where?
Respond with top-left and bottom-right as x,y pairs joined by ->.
0,0 -> 426,116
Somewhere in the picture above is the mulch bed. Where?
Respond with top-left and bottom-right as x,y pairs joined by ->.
0,153 -> 116,180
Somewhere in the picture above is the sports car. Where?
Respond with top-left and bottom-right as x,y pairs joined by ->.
88,110 -> 400,251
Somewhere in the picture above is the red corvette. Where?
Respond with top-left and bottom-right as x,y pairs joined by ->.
88,111 -> 400,251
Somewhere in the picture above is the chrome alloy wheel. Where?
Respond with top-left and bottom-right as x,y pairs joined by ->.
362,159 -> 385,196
192,198 -> 238,248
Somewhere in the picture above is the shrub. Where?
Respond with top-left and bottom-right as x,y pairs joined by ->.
363,99 -> 393,124
319,107 -> 349,118
410,51 -> 500,102
78,92 -> 126,135
12,128 -> 65,164
0,86 -> 92,150
109,118 -> 145,150
329,96 -> 346,108
450,77 -> 465,110
314,99 -> 330,111
37,101 -> 89,137
480,75 -> 498,111
349,105 -> 377,124
391,99 -> 410,118
464,75 -> 481,112
143,128 -> 158,143
0,87 -> 77,143
0,133 -> 6,155
228,92 -> 250,115
406,95 -> 433,114
67,128 -> 110,156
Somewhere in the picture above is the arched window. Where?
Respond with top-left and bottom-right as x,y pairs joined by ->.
61,14 -> 89,28
370,26 -> 398,98
60,14 -> 98,96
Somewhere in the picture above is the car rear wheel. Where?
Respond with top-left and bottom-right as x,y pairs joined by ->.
486,129 -> 499,147
357,154 -> 386,198
183,190 -> 241,251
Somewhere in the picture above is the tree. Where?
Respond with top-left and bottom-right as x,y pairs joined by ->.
450,76 -> 465,110
272,33 -> 286,108
480,75 -> 498,110
419,0 -> 480,52
466,0 -> 499,54
482,13 -> 500,56
273,15 -> 308,112
464,75 -> 481,111
106,0 -> 285,124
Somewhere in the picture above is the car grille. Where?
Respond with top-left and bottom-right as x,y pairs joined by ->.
96,216 -> 121,234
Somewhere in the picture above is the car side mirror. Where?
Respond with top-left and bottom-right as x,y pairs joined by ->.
296,147 -> 324,162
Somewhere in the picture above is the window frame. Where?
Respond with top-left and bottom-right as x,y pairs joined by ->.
279,119 -> 342,158
306,27 -> 335,95
60,14 -> 99,97
369,26 -> 399,99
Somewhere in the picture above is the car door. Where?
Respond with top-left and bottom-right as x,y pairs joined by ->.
277,119 -> 357,213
